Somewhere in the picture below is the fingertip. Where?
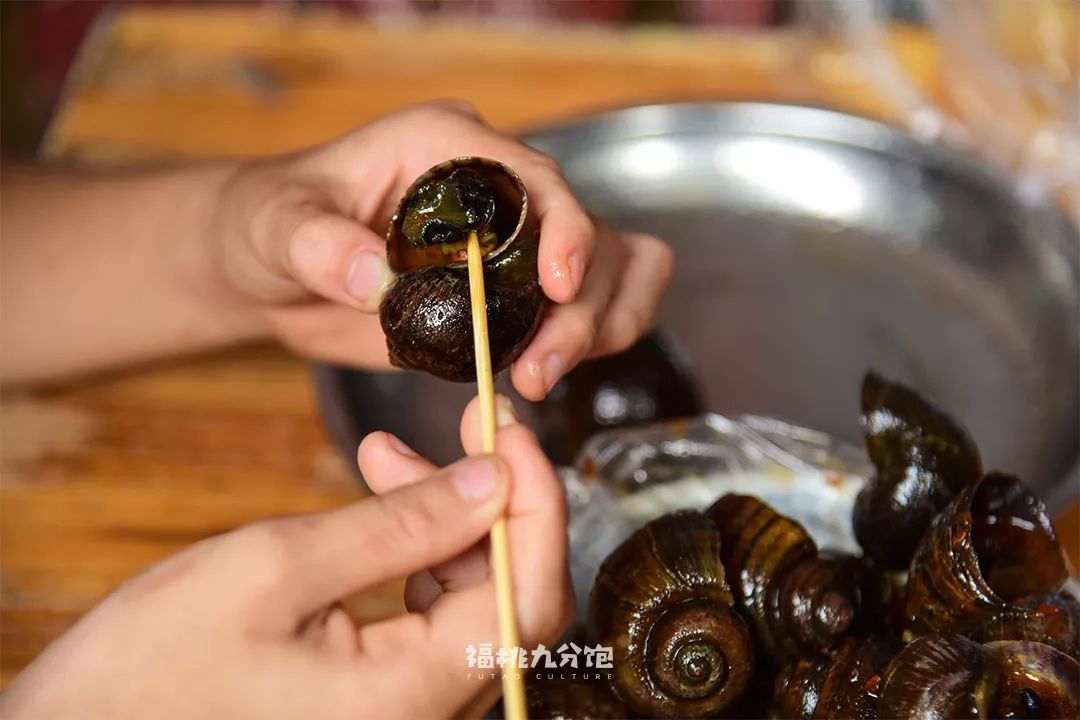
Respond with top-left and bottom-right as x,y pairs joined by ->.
356,431 -> 387,473
511,358 -> 548,402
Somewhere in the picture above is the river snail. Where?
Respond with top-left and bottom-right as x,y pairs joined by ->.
904,472 -> 1070,639
853,372 -> 983,571
588,511 -> 755,718
705,494 -> 864,665
877,635 -> 1079,719
379,158 -> 545,382
773,636 -> 898,719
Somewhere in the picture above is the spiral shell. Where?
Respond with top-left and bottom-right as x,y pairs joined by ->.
775,637 -> 897,719
705,494 -> 863,663
379,157 -> 544,382
589,511 -> 754,718
966,593 -> 1080,661
878,635 -> 1080,719
905,472 -> 1070,637
853,372 -> 983,570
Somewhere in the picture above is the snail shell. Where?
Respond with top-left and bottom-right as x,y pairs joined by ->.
774,637 -> 897,719
705,494 -> 863,663
905,472 -> 1070,637
966,593 -> 1080,661
878,635 -> 1080,719
589,511 -> 754,718
854,372 -> 982,570
379,158 -> 545,382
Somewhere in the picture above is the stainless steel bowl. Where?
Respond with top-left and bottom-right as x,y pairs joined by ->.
314,102 -> 1079,502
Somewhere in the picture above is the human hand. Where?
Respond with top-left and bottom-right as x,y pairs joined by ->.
358,393 -> 574,715
215,100 -> 673,400
2,406 -> 571,719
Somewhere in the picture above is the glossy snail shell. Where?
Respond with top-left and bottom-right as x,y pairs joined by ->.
967,593 -> 1080,660
589,511 -> 755,718
775,636 -> 897,719
853,372 -> 982,570
379,157 -> 545,382
705,494 -> 863,664
878,635 -> 1080,719
905,472 -> 1070,637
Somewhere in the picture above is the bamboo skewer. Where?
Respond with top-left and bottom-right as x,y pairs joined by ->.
466,230 -> 528,720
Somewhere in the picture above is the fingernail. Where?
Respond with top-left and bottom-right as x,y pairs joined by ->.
387,433 -> 418,457
345,250 -> 391,308
568,251 -> 584,292
548,258 -> 567,282
452,458 -> 500,502
542,354 -> 565,392
495,394 -> 518,428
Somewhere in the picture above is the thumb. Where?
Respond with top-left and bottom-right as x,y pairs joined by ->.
253,454 -> 509,625
256,200 -> 392,312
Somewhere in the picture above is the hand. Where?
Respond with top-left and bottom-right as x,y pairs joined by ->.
1,402 -> 572,720
216,100 -> 673,400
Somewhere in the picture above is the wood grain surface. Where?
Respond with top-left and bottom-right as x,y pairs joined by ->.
3,5 -> 1076,689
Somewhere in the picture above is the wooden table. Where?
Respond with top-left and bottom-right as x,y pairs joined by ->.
3,5 -> 1077,688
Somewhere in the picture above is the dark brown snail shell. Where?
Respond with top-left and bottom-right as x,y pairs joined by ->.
775,637 -> 897,719
379,157 -> 545,382
966,592 -> 1080,661
526,665 -> 627,719
853,372 -> 983,570
589,511 -> 755,718
905,472 -> 1070,637
878,635 -> 1080,719
531,331 -> 704,465
705,494 -> 863,664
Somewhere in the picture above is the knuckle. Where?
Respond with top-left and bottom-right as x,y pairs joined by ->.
567,312 -> 599,354
382,495 -> 438,552
231,521 -> 293,592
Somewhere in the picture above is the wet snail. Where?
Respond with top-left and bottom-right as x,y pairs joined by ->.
589,511 -> 755,718
904,472 -> 1070,639
705,494 -> 864,665
774,636 -> 897,719
853,372 -> 982,570
877,635 -> 1079,719
529,373 -> 1078,719
379,158 -> 545,382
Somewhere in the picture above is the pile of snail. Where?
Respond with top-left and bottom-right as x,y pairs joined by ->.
379,157 -> 545,382
528,373 -> 1079,719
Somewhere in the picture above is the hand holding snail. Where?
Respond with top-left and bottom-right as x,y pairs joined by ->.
213,100 -> 673,399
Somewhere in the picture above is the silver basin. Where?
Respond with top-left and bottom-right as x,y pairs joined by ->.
314,102 -> 1079,503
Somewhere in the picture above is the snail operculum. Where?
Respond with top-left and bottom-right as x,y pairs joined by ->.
854,372 -> 982,571
401,167 -> 498,255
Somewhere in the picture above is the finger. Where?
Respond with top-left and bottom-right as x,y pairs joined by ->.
234,454 -> 509,623
403,542 -> 489,613
460,404 -> 573,640
510,223 -> 623,400
355,425 -> 571,718
591,231 -> 673,357
262,303 -> 391,369
459,393 -> 519,454
258,199 -> 392,311
357,431 -> 437,494
403,570 -> 442,612
515,162 -> 596,304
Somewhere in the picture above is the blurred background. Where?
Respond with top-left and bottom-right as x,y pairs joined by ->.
1,0 -> 1077,692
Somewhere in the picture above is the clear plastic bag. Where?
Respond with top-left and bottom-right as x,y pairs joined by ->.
562,413 -> 871,620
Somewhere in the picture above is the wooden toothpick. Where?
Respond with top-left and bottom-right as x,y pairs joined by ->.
466,230 -> 528,720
